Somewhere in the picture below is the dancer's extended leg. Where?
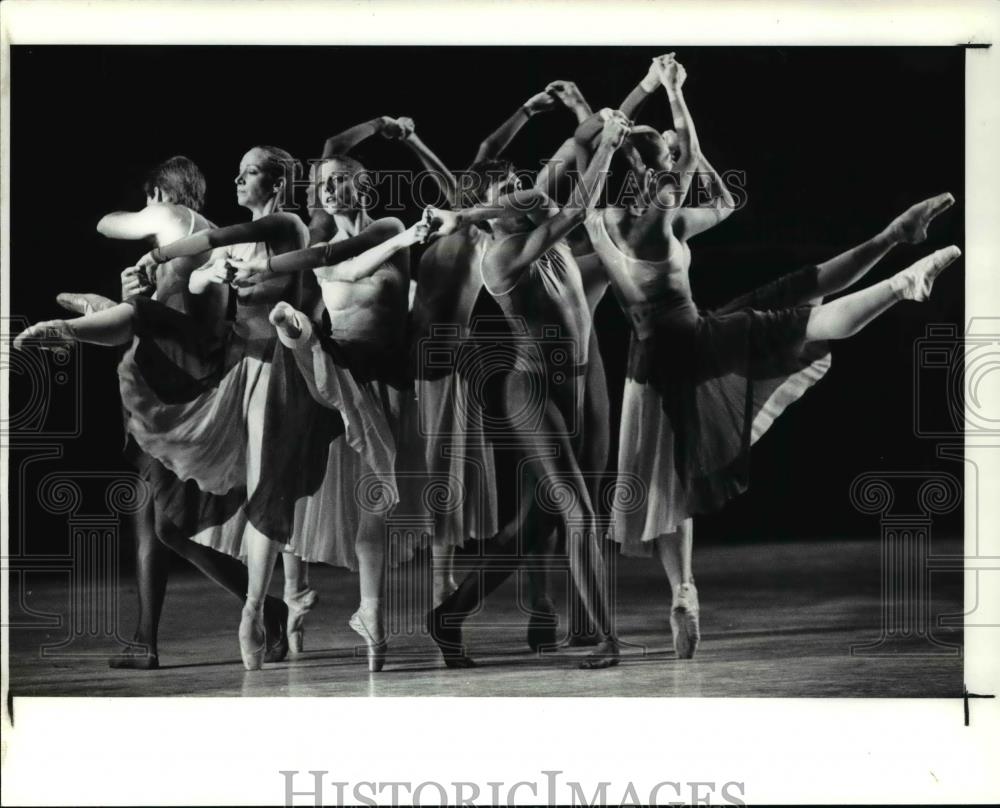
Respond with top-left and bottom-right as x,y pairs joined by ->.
811,193 -> 955,303
13,303 -> 136,351
806,246 -> 960,341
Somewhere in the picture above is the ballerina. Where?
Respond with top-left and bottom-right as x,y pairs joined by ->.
23,155 -> 298,669
424,111 -> 634,670
15,145 -> 353,671
227,149 -> 432,671
580,55 -> 959,659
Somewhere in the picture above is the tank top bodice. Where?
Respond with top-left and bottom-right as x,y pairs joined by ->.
226,239 -> 278,340
584,208 -> 697,340
152,207 -> 212,313
482,236 -> 591,370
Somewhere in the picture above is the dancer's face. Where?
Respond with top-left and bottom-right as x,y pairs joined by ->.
318,159 -> 364,215
235,148 -> 279,210
630,126 -> 677,172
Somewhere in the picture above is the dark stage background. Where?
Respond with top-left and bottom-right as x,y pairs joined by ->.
8,46 -> 964,559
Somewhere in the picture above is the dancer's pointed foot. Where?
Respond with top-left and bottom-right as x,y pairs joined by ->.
527,596 -> 558,652
427,603 -> 476,669
285,588 -> 318,654
269,301 -> 302,340
579,637 -> 620,670
56,292 -> 117,315
349,607 -> 387,673
13,319 -> 76,353
670,582 -> 701,659
890,192 -> 955,244
892,246 -> 962,302
262,596 -> 289,663
109,640 -> 159,670
239,603 -> 266,671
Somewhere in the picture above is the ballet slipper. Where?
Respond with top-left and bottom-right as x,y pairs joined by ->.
670,582 -> 700,660
526,596 -> 558,652
579,637 -> 621,670
269,301 -> 303,340
13,319 -> 76,353
284,588 -> 319,654
56,292 -> 117,315
109,640 -> 159,671
891,246 -> 961,302
239,603 -> 266,671
348,608 -> 387,673
262,596 -> 289,663
427,603 -> 476,669
889,192 -> 955,244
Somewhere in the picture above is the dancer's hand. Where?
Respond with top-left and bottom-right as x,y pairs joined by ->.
523,90 -> 557,117
423,206 -> 461,238
189,259 -> 233,294
599,110 -> 631,148
121,267 -> 154,300
380,116 -> 414,140
226,255 -> 270,288
641,52 -> 675,91
135,250 -> 160,271
401,217 -> 434,247
546,80 -> 587,111
656,55 -> 687,92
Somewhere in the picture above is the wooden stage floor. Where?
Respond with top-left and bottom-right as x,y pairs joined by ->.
8,538 -> 964,699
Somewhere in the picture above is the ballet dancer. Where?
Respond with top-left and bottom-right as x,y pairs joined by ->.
228,149 -> 431,672
424,111 -> 634,670
580,55 -> 959,658
25,155 -> 295,669
15,145 -> 353,671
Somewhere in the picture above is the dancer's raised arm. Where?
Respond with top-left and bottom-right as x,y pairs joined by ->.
227,218 -> 405,285
138,212 -> 307,268
472,90 -> 557,164
484,112 -> 627,284
387,119 -> 460,207
321,116 -> 412,160
675,153 -> 736,240
423,188 -> 552,236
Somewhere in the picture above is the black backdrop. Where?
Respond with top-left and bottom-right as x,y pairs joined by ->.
9,46 -> 964,555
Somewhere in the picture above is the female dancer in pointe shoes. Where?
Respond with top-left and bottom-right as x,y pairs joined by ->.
577,55 -> 959,659
227,153 -> 433,672
304,99 -> 565,611
53,156 -> 289,669
423,112 -> 635,671
15,145 -> 357,670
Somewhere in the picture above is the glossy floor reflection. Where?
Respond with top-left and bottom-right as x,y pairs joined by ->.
8,538 -> 963,698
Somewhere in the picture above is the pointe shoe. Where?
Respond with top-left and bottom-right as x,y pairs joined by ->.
349,609 -> 387,673
890,192 -> 955,244
262,597 -> 289,663
109,641 -> 159,671
527,596 -> 558,652
670,582 -> 701,660
13,319 -> 76,353
427,604 -> 476,669
239,605 -> 266,671
892,246 -> 962,302
56,292 -> 117,315
580,637 -> 621,670
269,301 -> 303,339
285,588 -> 319,654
